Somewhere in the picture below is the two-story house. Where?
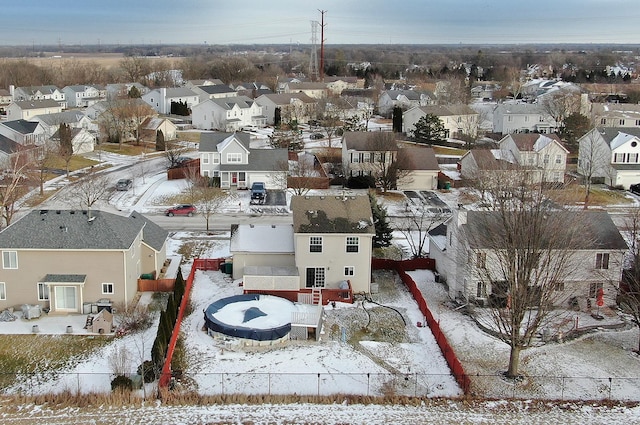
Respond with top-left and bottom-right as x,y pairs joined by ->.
492,103 -> 557,135
341,131 -> 397,179
33,110 -> 96,138
255,93 -> 318,125
191,85 -> 238,103
0,119 -> 47,147
62,85 -> 105,108
6,99 -> 63,121
142,87 -> 200,114
231,195 -> 374,303
498,133 -> 568,183
10,85 -> 66,108
378,90 -> 435,117
429,208 -> 627,307
0,88 -> 12,115
191,96 -> 267,131
577,127 -> 640,189
283,82 -> 328,99
0,209 -> 168,314
199,132 -> 287,189
403,104 -> 479,139
586,102 -> 640,130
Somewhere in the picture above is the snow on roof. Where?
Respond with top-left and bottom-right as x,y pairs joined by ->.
230,224 -> 294,253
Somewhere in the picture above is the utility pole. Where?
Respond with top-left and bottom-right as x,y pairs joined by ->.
318,10 -> 326,81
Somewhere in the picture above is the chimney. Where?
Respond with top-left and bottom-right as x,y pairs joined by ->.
9,85 -> 14,99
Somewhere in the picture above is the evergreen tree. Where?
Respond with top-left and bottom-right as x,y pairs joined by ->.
128,86 -> 141,98
58,123 -> 74,176
368,192 -> 393,248
392,106 -> 403,132
155,129 -> 166,151
412,114 -> 446,145
558,112 -> 590,152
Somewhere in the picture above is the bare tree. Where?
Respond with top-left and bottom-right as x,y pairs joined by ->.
120,56 -> 151,84
360,132 -> 411,192
619,207 -> 640,353
273,153 -> 319,196
0,150 -> 33,228
164,140 -> 191,169
465,165 -> 586,378
538,88 -> 581,134
196,185 -> 229,232
396,204 -> 446,259
67,168 -> 111,214
577,127 -> 614,207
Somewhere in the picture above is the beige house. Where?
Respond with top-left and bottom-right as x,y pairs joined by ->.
283,82 -> 328,99
231,196 -> 375,302
0,210 -> 168,314
396,146 -> 440,190
7,99 -> 63,121
403,104 -> 479,139
255,93 -> 318,125
498,133 -> 569,183
341,131 -> 398,179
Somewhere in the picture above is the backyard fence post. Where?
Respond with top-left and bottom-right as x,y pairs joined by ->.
317,373 -> 321,397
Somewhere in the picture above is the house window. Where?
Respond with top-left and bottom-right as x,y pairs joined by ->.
636,120 -> 640,126
555,154 -> 562,164
227,153 -> 242,163
620,119 -> 625,126
202,155 -> 209,164
631,153 -> 639,163
614,153 -> 625,163
589,281 -> 603,298
37,283 -> 49,301
477,282 -> 487,298
346,237 -> 359,253
2,251 -> 17,269
524,116 -> 529,122
543,154 -> 549,164
476,252 -> 486,268
0,282 -> 5,300
595,253 -> 609,269
554,282 -> 565,292
553,172 -> 560,182
601,118 -> 607,125
310,236 -> 323,253
202,170 -> 209,177
306,267 -> 326,288
212,155 -> 220,164
344,266 -> 355,276
102,283 -> 114,295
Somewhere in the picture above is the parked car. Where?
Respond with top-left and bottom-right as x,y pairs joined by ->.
310,133 -> 324,140
250,182 -> 267,204
116,179 -> 132,191
165,204 -> 196,217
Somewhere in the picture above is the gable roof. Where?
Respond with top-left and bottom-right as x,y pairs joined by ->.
416,104 -> 477,116
342,131 -> 398,151
130,211 -> 168,251
597,127 -> 640,149
197,85 -> 236,95
504,133 -> 566,152
0,209 -> 164,251
13,99 -> 60,109
462,149 -> 517,171
494,103 -> 546,115
16,85 -> 61,96
35,110 -> 88,125
209,96 -> 256,110
256,93 -> 316,105
465,210 -> 627,251
0,134 -> 20,154
1,119 -> 40,134
291,195 -> 374,234
398,147 -> 439,171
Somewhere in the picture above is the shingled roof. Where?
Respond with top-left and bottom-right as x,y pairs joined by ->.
291,195 -> 374,234
0,209 -> 167,251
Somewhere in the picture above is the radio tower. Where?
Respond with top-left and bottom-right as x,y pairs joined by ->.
318,10 -> 326,81
309,20 -> 319,81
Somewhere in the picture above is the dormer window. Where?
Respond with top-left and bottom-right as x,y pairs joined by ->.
227,153 -> 242,163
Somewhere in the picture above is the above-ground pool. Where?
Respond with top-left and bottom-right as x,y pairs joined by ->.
203,294 -> 296,342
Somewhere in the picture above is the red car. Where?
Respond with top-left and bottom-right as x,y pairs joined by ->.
165,204 -> 196,217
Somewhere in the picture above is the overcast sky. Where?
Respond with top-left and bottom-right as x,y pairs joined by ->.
2,0 -> 639,46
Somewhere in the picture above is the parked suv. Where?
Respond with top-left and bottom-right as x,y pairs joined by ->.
250,182 -> 267,204
165,204 -> 196,217
116,179 -> 132,191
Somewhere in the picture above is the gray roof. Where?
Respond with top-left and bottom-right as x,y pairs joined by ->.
598,127 -> 640,142
209,95 -> 255,110
17,85 -> 60,96
130,211 -> 169,251
465,210 -> 627,251
164,87 -> 198,98
494,103 -> 545,115
0,209 -> 166,251
43,274 -> 86,283
13,99 -> 60,109
0,134 -> 20,154
291,195 -> 374,234
398,146 -> 439,171
256,93 -> 316,105
1,119 -> 39,134
35,110 -> 87,125
220,148 -> 288,172
342,131 -> 398,151
197,85 -> 236,95
417,104 -> 477,116
199,132 -> 247,152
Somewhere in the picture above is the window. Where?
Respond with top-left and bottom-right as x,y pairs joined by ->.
554,282 -> 565,292
2,251 -> 17,269
555,154 -> 562,164
543,154 -> 549,164
346,237 -> 359,253
589,281 -> 603,298
37,283 -> 49,301
212,155 -> 219,164
476,252 -> 486,268
306,267 -> 326,288
601,118 -> 607,125
476,282 -> 487,298
595,253 -> 609,269
310,236 -> 323,253
344,266 -> 355,276
631,153 -> 639,163
227,153 -> 242,163
202,155 -> 209,164
620,119 -> 625,126
636,120 -> 640,126
614,153 -> 625,163
102,283 -> 114,294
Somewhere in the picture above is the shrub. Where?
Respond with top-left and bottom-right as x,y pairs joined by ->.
347,175 -> 376,189
137,360 -> 158,383
111,375 -> 133,392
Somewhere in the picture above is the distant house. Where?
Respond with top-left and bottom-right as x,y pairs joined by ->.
61,85 -> 105,108
325,76 -> 361,95
403,104 -> 479,139
183,79 -> 224,90
105,83 -> 149,100
191,96 -> 266,131
232,195 -> 374,303
577,127 -> 640,189
6,99 -> 63,121
255,93 -> 318,125
10,85 -> 66,108
51,127 -> 95,154
0,88 -> 11,115
283,82 -> 328,99
231,82 -> 272,98
33,110 -> 96,138
0,134 -> 41,169
586,101 -> 640,129
191,85 -> 238,103
0,210 -> 168,314
341,131 -> 398,179
378,90 -> 435,116
199,131 -> 287,189
396,146 -> 439,190
142,87 -> 200,114
459,149 -> 518,182
498,133 -> 568,183
492,103 -> 557,135
429,208 -> 627,307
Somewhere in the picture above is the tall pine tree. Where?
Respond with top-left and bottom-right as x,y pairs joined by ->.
368,192 -> 393,248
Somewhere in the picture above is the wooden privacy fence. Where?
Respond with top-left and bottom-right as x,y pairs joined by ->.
372,257 -> 471,394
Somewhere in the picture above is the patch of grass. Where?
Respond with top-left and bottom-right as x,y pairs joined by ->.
176,131 -> 203,143
0,334 -> 112,390
432,145 -> 468,156
548,185 -> 632,206
96,143 -> 154,156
